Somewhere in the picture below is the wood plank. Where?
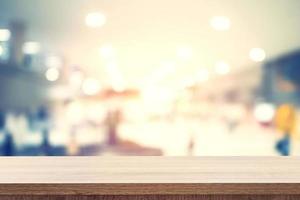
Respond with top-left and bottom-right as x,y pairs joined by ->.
0,157 -> 300,184
1,195 -> 300,200
1,184 -> 300,195
0,157 -> 300,195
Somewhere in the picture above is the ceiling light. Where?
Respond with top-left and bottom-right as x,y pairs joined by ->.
0,46 -> 4,56
45,68 -> 60,82
210,16 -> 231,31
99,44 -> 115,59
69,71 -> 84,87
0,29 -> 11,42
249,48 -> 266,62
82,78 -> 101,96
177,46 -> 193,61
85,12 -> 106,28
254,103 -> 275,123
23,42 -> 41,55
215,61 -> 231,75
197,69 -> 210,82
45,56 -> 63,68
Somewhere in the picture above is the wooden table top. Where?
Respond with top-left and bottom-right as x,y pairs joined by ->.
0,157 -> 300,195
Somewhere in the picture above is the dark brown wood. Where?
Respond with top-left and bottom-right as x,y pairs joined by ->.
0,184 -> 300,195
0,195 -> 300,200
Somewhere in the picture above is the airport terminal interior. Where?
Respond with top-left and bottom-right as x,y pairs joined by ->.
0,0 -> 300,156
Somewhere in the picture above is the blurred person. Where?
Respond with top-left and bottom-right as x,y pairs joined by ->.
0,111 -> 5,132
105,108 -> 122,146
67,128 -> 79,156
3,131 -> 15,156
275,104 -> 296,156
188,136 -> 195,156
0,111 -> 15,156
36,107 -> 52,156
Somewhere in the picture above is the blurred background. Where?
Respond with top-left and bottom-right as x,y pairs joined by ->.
0,0 -> 300,156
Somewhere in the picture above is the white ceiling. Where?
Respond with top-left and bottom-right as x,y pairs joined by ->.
0,0 -> 300,88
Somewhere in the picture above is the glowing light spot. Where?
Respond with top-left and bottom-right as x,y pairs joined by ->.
0,29 -> 11,42
104,61 -> 125,92
45,56 -> 63,68
67,101 -> 84,124
249,48 -> 266,62
254,103 -> 275,123
23,42 -> 41,55
113,84 -> 125,93
177,46 -> 193,60
0,46 -> 3,56
82,78 -> 101,96
45,68 -> 60,82
159,61 -> 176,74
197,69 -> 210,82
99,44 -> 115,59
182,78 -> 196,88
85,12 -> 106,28
215,61 -> 231,75
69,71 -> 84,87
210,16 -> 231,31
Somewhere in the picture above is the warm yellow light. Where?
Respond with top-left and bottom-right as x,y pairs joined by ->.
161,61 -> 176,70
45,56 -> 63,68
0,29 -> 11,42
197,69 -> 210,82
85,12 -> 106,28
82,78 -> 101,96
23,42 -> 41,55
145,61 -> 176,85
254,103 -> 275,123
99,44 -> 115,59
112,84 -> 125,92
182,78 -> 196,88
67,101 -> 84,124
105,62 -> 121,83
69,71 -> 84,87
215,61 -> 230,75
210,16 -> 231,31
142,86 -> 175,103
105,61 -> 125,92
249,48 -> 266,62
45,68 -> 60,82
177,46 -> 193,60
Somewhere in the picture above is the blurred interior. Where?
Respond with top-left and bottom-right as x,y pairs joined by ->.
0,0 -> 300,156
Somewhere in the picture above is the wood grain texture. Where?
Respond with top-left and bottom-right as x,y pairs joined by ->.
0,196 -> 300,200
0,157 -> 300,197
1,184 -> 300,195
0,157 -> 300,184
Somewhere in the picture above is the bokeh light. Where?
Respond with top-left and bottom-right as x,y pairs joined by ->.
254,103 -> 276,123
0,46 -> 3,56
0,0 -> 300,157
177,46 -> 193,61
99,44 -> 115,59
249,48 -> 266,62
45,56 -> 63,68
215,61 -> 231,75
210,16 -> 231,31
82,78 -> 101,96
197,69 -> 210,82
69,71 -> 84,88
45,68 -> 60,82
0,29 -> 10,42
23,42 -> 41,55
85,12 -> 106,28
